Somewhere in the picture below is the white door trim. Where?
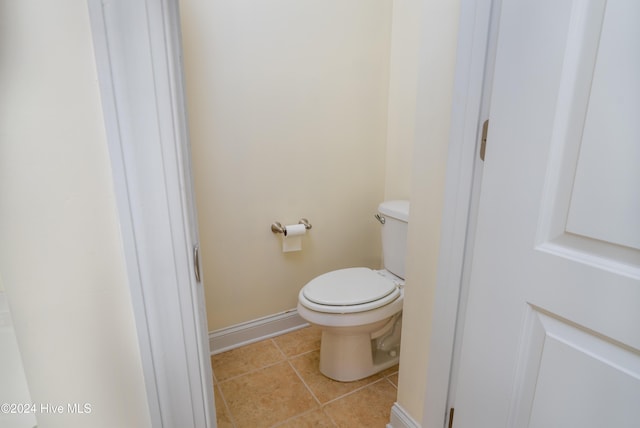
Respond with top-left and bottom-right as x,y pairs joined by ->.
388,402 -> 422,428
421,1 -> 496,427
210,309 -> 308,355
87,0 -> 215,426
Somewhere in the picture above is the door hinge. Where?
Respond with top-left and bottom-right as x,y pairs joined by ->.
480,119 -> 489,161
448,407 -> 455,428
193,244 -> 201,282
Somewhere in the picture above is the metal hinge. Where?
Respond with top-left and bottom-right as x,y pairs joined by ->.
448,407 -> 455,428
480,119 -> 489,161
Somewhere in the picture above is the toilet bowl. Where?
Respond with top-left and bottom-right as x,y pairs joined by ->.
297,268 -> 404,381
297,201 -> 409,382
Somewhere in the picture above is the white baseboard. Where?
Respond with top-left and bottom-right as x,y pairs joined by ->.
388,402 -> 421,428
209,309 -> 309,355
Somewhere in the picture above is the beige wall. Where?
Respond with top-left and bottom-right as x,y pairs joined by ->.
0,2 -> 151,427
384,0 -> 423,201
398,0 -> 461,422
180,0 -> 392,331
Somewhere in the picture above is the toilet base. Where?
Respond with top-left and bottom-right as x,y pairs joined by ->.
318,316 -> 401,382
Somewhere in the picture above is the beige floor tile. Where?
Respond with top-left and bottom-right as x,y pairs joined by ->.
212,339 -> 284,382
387,372 -> 399,388
323,380 -> 397,428
276,409 -> 336,428
290,350 -> 390,404
379,364 -> 400,378
214,385 -> 235,428
273,326 -> 322,357
220,362 -> 318,428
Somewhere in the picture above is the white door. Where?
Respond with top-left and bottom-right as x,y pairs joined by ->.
453,1 -> 640,427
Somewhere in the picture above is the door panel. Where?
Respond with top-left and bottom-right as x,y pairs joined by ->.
453,1 -> 640,426
534,0 -> 640,277
508,306 -> 640,427
528,309 -> 640,428
565,0 -> 640,250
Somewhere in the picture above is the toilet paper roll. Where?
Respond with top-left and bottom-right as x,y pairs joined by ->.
284,224 -> 306,237
282,224 -> 306,252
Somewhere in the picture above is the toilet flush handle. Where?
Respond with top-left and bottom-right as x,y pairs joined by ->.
374,213 -> 385,225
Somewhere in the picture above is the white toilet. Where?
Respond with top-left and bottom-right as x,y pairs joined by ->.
297,200 -> 409,382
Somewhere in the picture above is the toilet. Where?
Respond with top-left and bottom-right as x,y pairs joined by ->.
297,200 -> 409,382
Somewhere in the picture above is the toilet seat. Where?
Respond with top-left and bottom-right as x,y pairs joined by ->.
300,268 -> 401,314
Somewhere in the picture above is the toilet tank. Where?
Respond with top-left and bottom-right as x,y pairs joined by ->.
378,200 -> 410,279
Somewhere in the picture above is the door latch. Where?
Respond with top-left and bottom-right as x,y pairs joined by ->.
193,245 -> 201,282
480,119 -> 489,161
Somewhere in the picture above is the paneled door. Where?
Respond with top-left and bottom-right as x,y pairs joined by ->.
453,0 -> 640,426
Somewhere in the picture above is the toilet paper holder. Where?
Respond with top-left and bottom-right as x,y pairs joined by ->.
271,218 -> 312,235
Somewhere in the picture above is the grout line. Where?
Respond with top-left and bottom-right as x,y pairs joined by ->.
215,383 -> 238,428
288,347 -> 319,359
270,338 -> 288,359
269,407 -> 335,428
386,372 -> 399,389
215,359 -> 288,384
322,377 -> 389,407
287,359 -> 323,407
213,338 -> 290,383
385,376 -> 398,390
323,406 -> 339,428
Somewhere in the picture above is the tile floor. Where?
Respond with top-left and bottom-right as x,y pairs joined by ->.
211,326 -> 399,428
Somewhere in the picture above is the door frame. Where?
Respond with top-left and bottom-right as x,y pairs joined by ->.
86,0 -> 497,426
421,0 -> 496,427
87,0 -> 215,426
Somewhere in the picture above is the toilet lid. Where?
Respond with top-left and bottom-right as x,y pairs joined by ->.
302,268 -> 398,307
